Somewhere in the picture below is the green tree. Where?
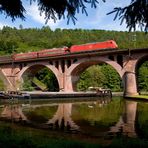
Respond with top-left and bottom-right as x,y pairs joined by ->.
36,68 -> 59,91
22,75 -> 34,91
77,64 -> 122,92
138,61 -> 148,91
0,78 -> 5,90
77,65 -> 106,91
101,64 -> 122,91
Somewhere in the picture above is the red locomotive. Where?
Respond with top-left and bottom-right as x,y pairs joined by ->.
12,40 -> 118,61
70,40 -> 118,53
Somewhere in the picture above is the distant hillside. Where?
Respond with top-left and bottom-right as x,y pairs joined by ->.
0,26 -> 148,55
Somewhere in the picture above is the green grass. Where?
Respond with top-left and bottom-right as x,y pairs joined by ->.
1,124 -> 148,148
126,95 -> 148,100
132,95 -> 148,99
0,124 -> 102,148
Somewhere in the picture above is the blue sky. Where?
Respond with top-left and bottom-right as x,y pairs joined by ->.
0,0 -> 131,31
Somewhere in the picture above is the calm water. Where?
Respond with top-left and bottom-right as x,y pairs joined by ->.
0,96 -> 148,141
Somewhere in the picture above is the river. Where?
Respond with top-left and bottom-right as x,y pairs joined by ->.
0,96 -> 148,145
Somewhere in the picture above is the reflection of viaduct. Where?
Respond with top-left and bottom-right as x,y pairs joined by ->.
47,103 -> 79,131
1,105 -> 28,122
0,103 -> 79,131
0,99 -> 139,137
109,100 -> 137,137
0,48 -> 147,96
0,98 -> 111,131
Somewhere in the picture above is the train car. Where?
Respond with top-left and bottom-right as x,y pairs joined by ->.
12,47 -> 69,61
12,52 -> 38,61
69,40 -> 118,53
38,47 -> 68,58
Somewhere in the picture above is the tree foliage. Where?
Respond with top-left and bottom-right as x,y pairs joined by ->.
138,61 -> 148,92
0,0 -> 100,24
0,26 -> 148,55
0,78 -> 4,90
0,0 -> 148,31
22,75 -> 35,91
77,65 -> 106,91
108,0 -> 148,32
77,64 -> 122,92
0,0 -> 25,20
36,68 -> 59,91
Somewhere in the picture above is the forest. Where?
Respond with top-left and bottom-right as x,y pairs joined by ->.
0,26 -> 147,92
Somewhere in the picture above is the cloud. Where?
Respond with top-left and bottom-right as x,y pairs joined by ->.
0,22 -> 7,29
26,4 -> 61,30
100,21 -> 128,31
79,0 -> 131,31
0,23 -> 4,29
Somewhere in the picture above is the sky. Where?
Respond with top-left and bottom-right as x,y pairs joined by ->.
0,0 -> 132,31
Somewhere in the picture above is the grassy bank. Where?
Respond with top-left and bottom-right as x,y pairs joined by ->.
0,124 -> 102,148
125,95 -> 148,100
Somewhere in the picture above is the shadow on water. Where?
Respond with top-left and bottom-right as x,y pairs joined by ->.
0,96 -> 148,143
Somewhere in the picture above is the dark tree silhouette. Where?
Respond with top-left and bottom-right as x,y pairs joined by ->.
0,0 -> 147,31
108,0 -> 148,32
0,0 -> 25,20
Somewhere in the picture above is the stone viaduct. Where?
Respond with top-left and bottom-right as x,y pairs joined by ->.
0,48 -> 147,96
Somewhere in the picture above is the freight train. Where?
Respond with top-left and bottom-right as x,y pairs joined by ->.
12,40 -> 118,61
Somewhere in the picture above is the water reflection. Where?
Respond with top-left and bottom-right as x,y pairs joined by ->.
47,103 -> 79,131
1,105 -> 28,122
109,100 -> 137,137
0,97 -> 143,138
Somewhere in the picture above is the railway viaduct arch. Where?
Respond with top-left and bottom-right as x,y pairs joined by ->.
17,62 -> 62,91
64,56 -> 124,92
0,48 -> 147,96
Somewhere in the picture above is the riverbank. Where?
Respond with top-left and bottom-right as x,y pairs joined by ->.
125,94 -> 148,101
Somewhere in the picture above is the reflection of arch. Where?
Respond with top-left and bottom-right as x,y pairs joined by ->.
109,100 -> 137,137
1,105 -> 28,122
17,62 -> 61,91
65,57 -> 124,91
47,103 -> 79,131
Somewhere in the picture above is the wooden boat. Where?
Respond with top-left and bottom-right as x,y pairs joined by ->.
0,91 -> 31,99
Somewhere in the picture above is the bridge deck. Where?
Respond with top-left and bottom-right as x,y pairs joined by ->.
0,48 -> 147,64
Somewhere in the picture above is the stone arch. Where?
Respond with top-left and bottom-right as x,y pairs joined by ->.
65,57 -> 124,91
135,54 -> 148,92
135,54 -> 148,72
17,62 -> 62,91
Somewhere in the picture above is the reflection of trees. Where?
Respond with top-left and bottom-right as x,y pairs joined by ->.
1,105 -> 28,122
109,100 -> 137,137
47,103 -> 79,131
